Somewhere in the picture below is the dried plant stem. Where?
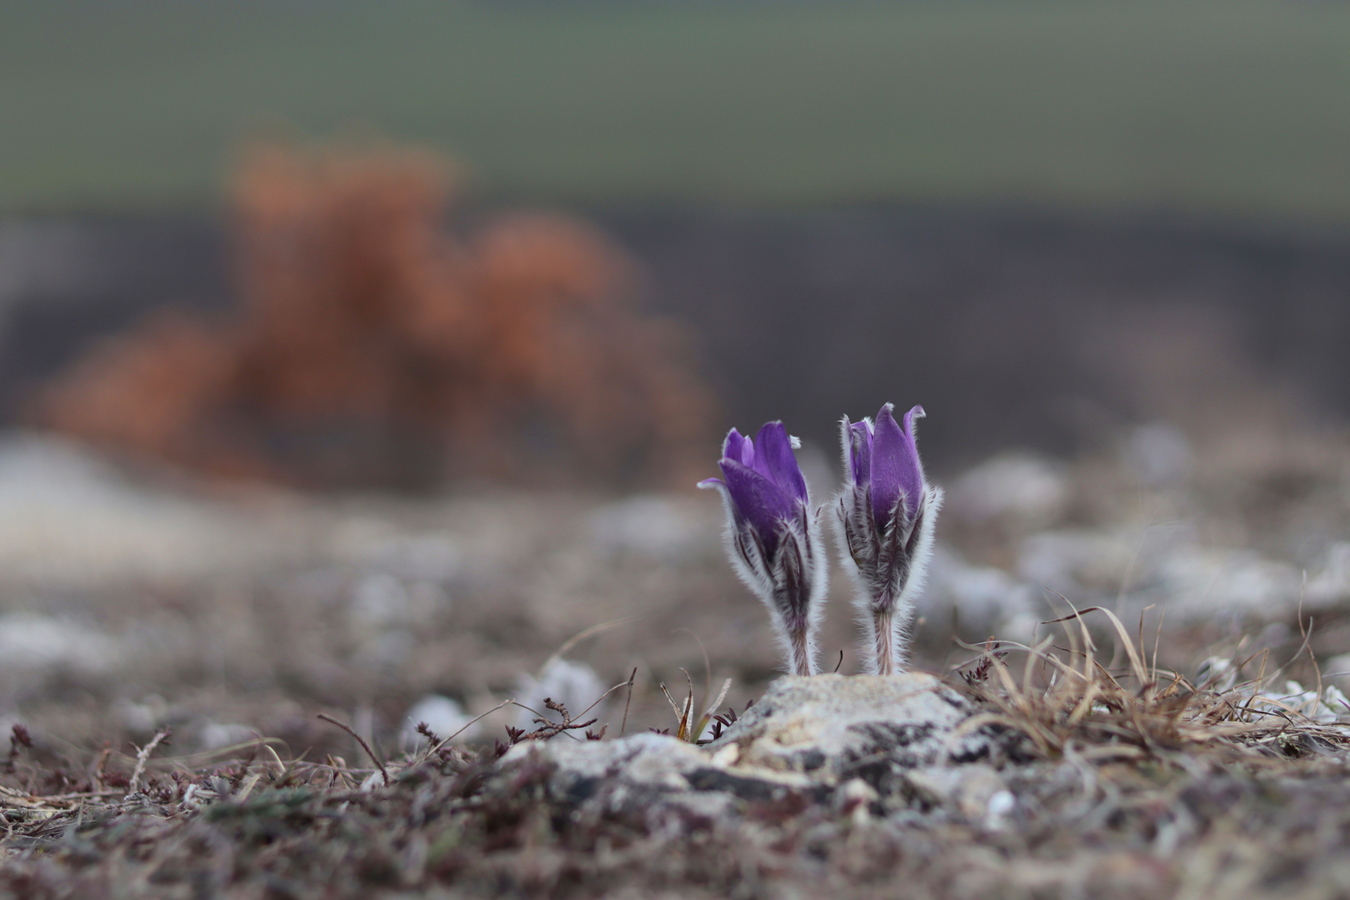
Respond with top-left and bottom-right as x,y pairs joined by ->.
317,714 -> 389,787
421,700 -> 516,761
620,667 -> 637,737
129,728 -> 171,793
91,742 -> 112,790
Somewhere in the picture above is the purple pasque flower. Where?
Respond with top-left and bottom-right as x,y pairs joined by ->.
836,404 -> 942,675
700,421 -> 828,676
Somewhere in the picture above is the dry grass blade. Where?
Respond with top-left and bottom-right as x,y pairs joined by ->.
620,667 -> 637,737
421,700 -> 517,761
317,714 -> 389,786
956,608 -> 1348,769
693,678 -> 733,743
129,728 -> 171,793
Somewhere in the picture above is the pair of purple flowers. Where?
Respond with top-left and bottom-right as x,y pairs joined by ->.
699,404 -> 942,676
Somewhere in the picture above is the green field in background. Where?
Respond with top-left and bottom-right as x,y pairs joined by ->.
3,1 -> 1349,220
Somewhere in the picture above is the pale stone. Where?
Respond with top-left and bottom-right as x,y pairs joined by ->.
497,674 -> 1002,819
401,694 -> 478,748
947,453 -> 1069,528
504,732 -> 708,789
515,658 -> 610,728
709,673 -> 990,780
904,763 -> 1007,820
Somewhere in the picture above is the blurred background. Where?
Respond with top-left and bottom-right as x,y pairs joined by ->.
1,2 -> 1350,765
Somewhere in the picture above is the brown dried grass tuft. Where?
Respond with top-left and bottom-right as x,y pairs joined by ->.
953,606 -> 1350,770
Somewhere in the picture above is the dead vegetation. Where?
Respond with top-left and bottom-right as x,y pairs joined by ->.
0,611 -> 1348,899
955,606 -> 1350,769
35,141 -> 714,489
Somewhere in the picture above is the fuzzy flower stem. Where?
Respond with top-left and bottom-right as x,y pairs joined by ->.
787,616 -> 816,678
871,611 -> 896,677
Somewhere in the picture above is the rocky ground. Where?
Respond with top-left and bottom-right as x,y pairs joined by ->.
0,421 -> 1347,896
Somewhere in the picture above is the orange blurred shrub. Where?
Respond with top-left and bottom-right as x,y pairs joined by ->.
37,142 -> 714,488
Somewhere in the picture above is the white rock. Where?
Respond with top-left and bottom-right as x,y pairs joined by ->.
1194,657 -> 1239,691
515,658 -> 611,728
1248,681 -> 1350,725
1306,543 -> 1350,611
1017,530 -> 1139,597
116,695 -> 168,733
504,732 -> 707,789
905,763 -> 1008,821
497,674 -> 1010,820
197,721 -> 256,751
401,695 -> 478,747
924,546 -> 1042,640
985,789 -> 1017,830
368,533 -> 465,583
1321,653 -> 1350,692
503,730 -> 815,818
349,573 -> 414,630
1151,548 -> 1301,619
0,612 -> 122,673
0,431 -> 289,586
835,777 -> 879,821
710,673 -> 988,778
588,495 -> 712,561
948,453 -> 1068,528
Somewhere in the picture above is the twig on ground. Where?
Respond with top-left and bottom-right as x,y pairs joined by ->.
317,714 -> 389,787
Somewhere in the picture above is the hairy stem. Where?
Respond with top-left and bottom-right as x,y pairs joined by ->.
788,626 -> 816,677
873,610 -> 895,676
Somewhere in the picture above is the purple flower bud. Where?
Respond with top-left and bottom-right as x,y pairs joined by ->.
700,421 -> 827,676
836,403 -> 943,675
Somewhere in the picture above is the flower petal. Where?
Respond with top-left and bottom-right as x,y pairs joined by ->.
752,421 -> 808,502
899,405 -> 927,504
870,403 -> 924,525
722,429 -> 748,467
848,419 -> 873,486
719,458 -> 797,556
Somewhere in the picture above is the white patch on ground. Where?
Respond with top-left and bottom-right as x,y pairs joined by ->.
588,495 -> 714,562
0,431 -> 302,586
197,721 -> 257,751
347,573 -> 443,632
1307,543 -> 1350,611
947,453 -> 1069,529
905,763 -> 1009,821
1148,548 -> 1302,619
0,612 -> 122,673
515,658 -> 611,728
710,673 -> 989,778
1246,681 -> 1350,731
1017,529 -> 1140,598
500,674 -> 1005,823
504,731 -> 708,785
329,524 -> 466,584
1322,653 -> 1350,693
924,546 -> 1042,641
401,695 -> 478,748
